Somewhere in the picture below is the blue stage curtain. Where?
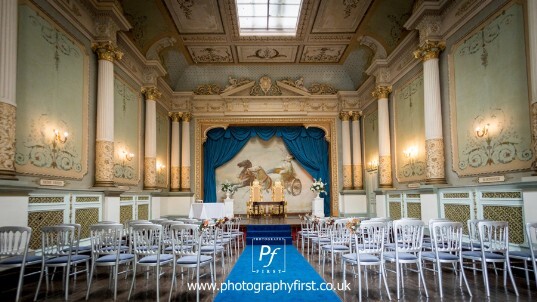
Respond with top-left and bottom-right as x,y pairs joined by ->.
203,126 -> 331,216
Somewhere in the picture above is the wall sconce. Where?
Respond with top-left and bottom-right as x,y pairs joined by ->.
475,124 -> 489,138
53,129 -> 68,143
156,162 -> 165,171
403,146 -> 418,164
366,159 -> 379,172
122,150 -> 134,162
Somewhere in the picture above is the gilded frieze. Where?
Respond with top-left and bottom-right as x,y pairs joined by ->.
95,140 -> 115,185
343,165 -> 352,189
171,166 -> 180,190
379,155 -> 392,187
181,166 -> 191,190
352,164 -> 363,189
426,138 -> 445,181
188,46 -> 233,63
301,46 -> 346,63
0,103 -> 16,172
144,157 -> 156,189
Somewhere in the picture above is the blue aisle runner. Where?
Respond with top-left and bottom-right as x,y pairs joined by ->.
214,245 -> 341,302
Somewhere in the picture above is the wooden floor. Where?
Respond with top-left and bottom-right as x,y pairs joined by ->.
2,237 -> 536,302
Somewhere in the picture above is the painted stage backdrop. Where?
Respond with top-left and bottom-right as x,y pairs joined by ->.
215,136 -> 316,215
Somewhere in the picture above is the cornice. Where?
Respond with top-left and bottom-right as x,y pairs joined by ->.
404,0 -> 451,30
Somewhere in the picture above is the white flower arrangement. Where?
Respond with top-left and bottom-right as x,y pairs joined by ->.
220,181 -> 236,193
310,178 -> 326,193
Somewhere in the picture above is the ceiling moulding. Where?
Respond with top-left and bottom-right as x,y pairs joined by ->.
356,76 -> 376,110
441,0 -> 491,41
170,92 -> 193,112
116,32 -> 167,87
163,0 -> 224,34
157,77 -> 175,111
312,0 -> 373,33
48,0 -> 131,41
338,91 -> 361,112
146,37 -> 177,61
365,31 -> 420,87
359,36 -> 387,60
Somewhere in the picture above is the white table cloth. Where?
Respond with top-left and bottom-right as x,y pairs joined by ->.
189,203 -> 225,219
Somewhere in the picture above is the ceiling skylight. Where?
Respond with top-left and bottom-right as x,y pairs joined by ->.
236,0 -> 303,36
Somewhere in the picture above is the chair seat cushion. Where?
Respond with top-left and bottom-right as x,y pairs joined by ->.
384,252 -> 418,261
0,255 -> 41,265
462,251 -> 505,260
322,244 -> 349,251
177,255 -> 212,265
342,253 -> 379,263
46,254 -> 90,264
510,250 -> 534,259
165,245 -> 193,252
139,254 -> 174,263
422,251 -> 459,261
95,253 -> 134,263
200,245 -> 224,252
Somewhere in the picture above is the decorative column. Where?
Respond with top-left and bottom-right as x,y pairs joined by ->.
92,41 -> 123,187
180,112 -> 191,191
0,0 -> 18,180
340,112 -> 352,190
529,0 -> 537,174
414,40 -> 446,183
351,112 -> 363,189
169,112 -> 181,192
142,87 -> 161,190
373,86 -> 393,188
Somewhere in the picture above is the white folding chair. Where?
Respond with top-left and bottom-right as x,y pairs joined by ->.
509,222 -> 537,288
127,224 -> 174,302
342,221 -> 391,301
86,223 -> 135,300
0,226 -> 41,302
321,220 -> 351,279
383,219 -> 428,300
169,224 -> 214,302
421,221 -> 472,298
34,225 -> 91,301
461,220 -> 519,297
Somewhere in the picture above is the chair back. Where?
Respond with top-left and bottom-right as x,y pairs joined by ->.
393,219 -> 424,253
357,221 -> 386,255
89,224 -> 123,256
169,224 -> 199,257
40,225 -> 76,258
330,220 -> 351,245
430,221 -> 464,253
467,219 -> 488,250
58,223 -> 82,254
0,226 -> 32,259
478,221 -> 510,254
370,218 -> 394,243
272,181 -> 285,202
131,224 -> 163,256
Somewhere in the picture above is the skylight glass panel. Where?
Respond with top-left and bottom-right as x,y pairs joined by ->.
236,0 -> 303,36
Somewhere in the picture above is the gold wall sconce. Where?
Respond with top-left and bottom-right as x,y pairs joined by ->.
53,129 -> 68,143
123,150 -> 134,162
403,146 -> 418,164
366,159 -> 379,172
475,124 -> 489,138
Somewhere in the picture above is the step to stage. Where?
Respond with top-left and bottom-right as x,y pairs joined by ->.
246,224 -> 293,245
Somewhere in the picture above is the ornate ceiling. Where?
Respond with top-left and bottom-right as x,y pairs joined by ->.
119,0 -> 416,92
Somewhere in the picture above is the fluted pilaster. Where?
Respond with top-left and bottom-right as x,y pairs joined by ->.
415,40 -> 446,183
340,111 -> 352,190
169,112 -> 181,192
142,87 -> 160,190
0,0 -> 18,179
373,86 -> 392,188
351,112 -> 363,189
181,112 -> 191,191
92,41 -> 122,187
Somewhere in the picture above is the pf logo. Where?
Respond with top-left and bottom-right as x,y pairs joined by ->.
259,245 -> 280,267
251,238 -> 286,273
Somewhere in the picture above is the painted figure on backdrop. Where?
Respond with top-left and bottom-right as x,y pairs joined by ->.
268,155 -> 302,196
235,159 -> 273,191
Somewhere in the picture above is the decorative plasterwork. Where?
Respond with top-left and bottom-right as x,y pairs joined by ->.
146,37 -> 177,60
188,46 -> 233,63
164,0 -> 224,34
359,35 -> 387,60
237,46 -> 298,63
195,117 -> 339,216
312,0 -> 373,33
301,46 -> 347,63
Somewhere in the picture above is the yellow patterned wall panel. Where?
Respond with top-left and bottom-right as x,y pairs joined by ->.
120,205 -> 133,225
407,203 -> 421,219
28,210 -> 64,250
444,204 -> 471,234
75,208 -> 99,239
138,204 -> 149,220
483,205 -> 524,244
389,202 -> 402,220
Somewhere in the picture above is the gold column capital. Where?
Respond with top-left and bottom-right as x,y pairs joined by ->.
92,41 -> 123,62
169,112 -> 181,122
351,111 -> 362,121
372,86 -> 392,99
339,111 -> 351,121
413,40 -> 445,61
141,87 -> 162,101
180,112 -> 192,122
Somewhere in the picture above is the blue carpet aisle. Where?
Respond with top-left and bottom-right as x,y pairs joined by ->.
214,244 -> 341,302
246,224 -> 293,245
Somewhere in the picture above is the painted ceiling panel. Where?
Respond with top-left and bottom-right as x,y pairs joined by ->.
312,0 -> 373,33
164,0 -> 225,34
